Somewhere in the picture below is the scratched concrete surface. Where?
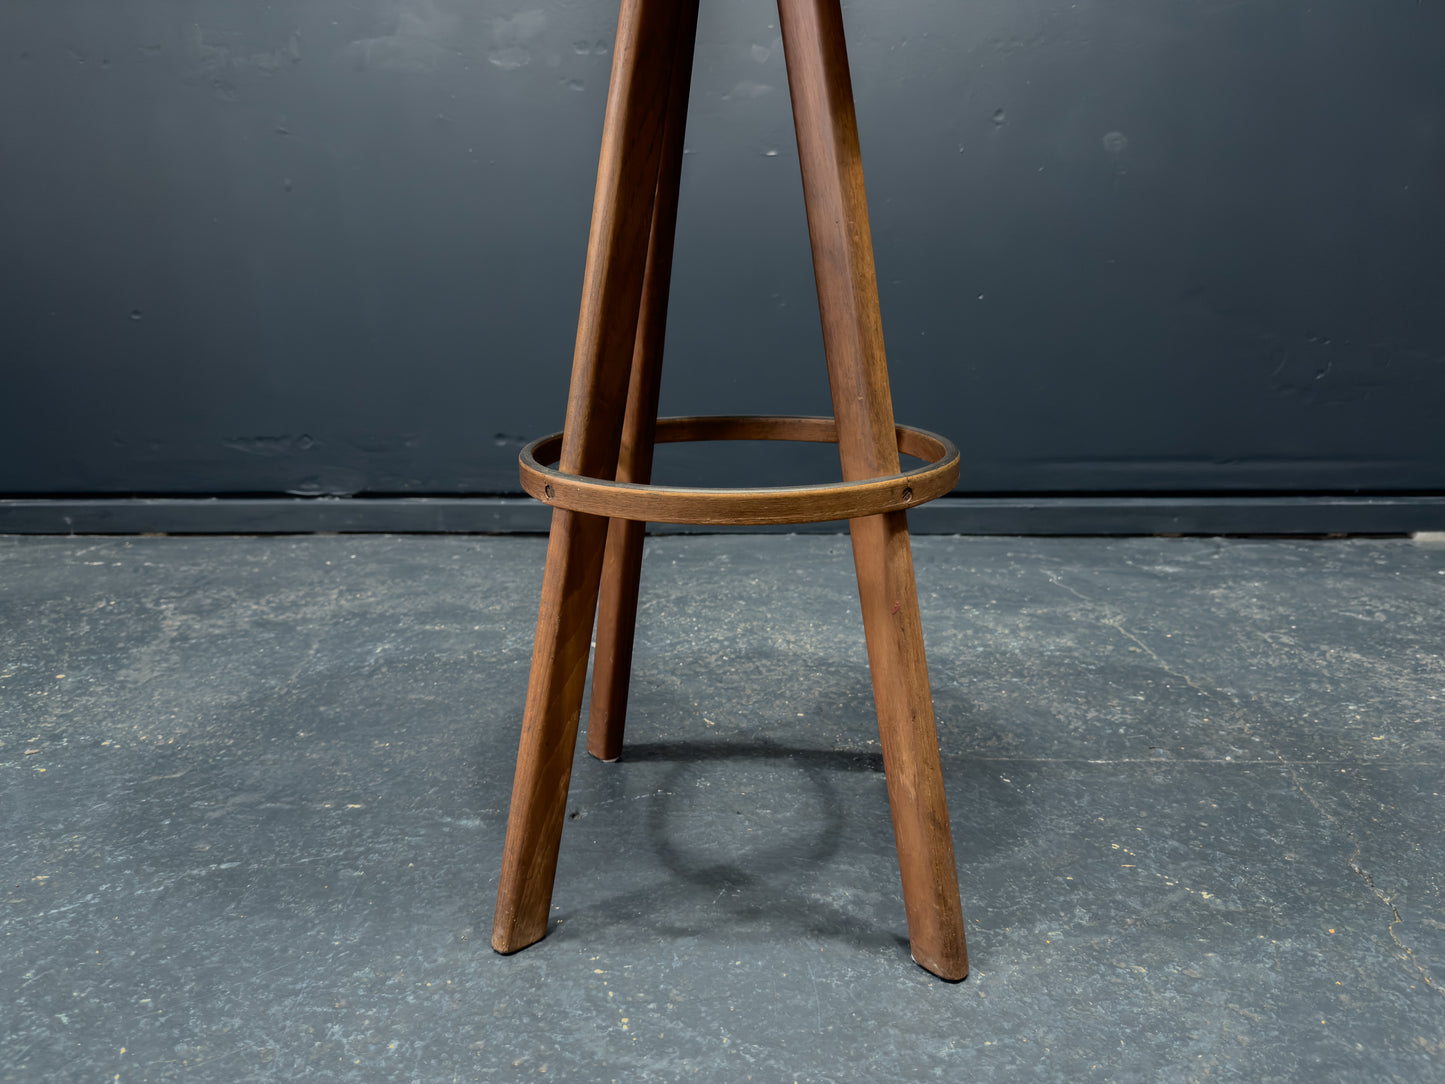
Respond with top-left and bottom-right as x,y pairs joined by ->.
1,534 -> 1443,1082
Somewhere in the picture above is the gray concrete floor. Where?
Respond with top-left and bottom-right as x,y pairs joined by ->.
2,533 -> 1443,1083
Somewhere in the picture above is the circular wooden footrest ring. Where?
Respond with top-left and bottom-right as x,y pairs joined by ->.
519,415 -> 960,526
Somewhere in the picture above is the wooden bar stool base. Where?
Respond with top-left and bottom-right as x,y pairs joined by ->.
492,0 -> 968,982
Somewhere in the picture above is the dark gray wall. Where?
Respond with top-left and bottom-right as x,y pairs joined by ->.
3,0 -> 1443,503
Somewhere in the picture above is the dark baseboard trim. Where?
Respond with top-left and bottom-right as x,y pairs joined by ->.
907,496 -> 1445,536
0,498 -> 555,535
2,495 -> 1444,536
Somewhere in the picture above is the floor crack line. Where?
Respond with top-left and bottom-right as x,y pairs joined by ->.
1280,756 -> 1439,996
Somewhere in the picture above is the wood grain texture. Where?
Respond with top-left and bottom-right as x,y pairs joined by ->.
778,0 -> 968,981
588,0 -> 700,763
492,0 -> 686,955
521,415 -> 959,525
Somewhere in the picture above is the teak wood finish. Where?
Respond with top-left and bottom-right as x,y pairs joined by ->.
492,0 -> 969,982
520,416 -> 961,526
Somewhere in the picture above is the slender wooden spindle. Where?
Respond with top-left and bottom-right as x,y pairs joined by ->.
587,2 -> 700,763
492,0 -> 690,955
777,0 -> 968,981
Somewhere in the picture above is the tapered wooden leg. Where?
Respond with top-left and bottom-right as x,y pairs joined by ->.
846,513 -> 968,981
778,0 -> 968,981
493,0 -> 689,955
588,1 -> 700,764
